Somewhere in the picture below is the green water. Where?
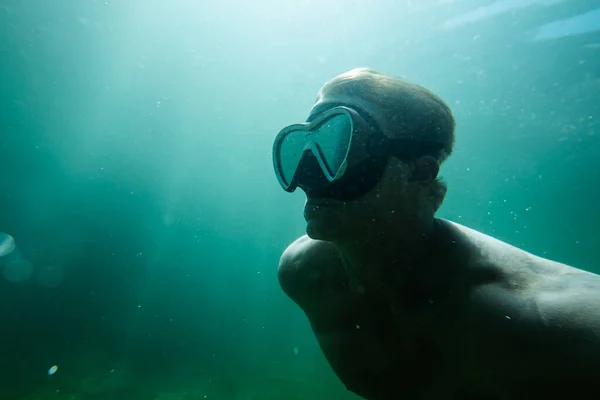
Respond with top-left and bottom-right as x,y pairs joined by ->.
1,0 -> 599,399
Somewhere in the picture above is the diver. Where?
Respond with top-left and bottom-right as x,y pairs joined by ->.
272,68 -> 600,399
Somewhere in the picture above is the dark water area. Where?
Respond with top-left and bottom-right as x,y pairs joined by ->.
1,0 -> 599,399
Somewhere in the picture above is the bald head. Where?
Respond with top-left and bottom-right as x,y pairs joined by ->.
312,68 -> 455,162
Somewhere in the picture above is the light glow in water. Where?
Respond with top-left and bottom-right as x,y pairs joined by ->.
0,232 -> 16,257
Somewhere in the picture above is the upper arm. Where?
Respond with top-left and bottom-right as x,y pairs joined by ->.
535,270 -> 600,350
519,276 -> 600,395
536,284 -> 600,360
469,270 -> 600,397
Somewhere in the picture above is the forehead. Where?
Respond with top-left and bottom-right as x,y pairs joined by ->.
308,77 -> 396,135
305,69 -> 455,151
309,84 -> 378,120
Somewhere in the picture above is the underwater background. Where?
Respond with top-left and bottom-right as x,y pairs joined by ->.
1,0 -> 599,399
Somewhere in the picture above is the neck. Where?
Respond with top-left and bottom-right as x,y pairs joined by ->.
335,214 -> 439,294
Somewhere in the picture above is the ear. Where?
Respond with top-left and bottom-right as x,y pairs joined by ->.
409,156 -> 440,184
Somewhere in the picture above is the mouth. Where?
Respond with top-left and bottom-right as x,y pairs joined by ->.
305,197 -> 341,208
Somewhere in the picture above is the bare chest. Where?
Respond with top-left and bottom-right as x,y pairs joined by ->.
309,291 -> 464,399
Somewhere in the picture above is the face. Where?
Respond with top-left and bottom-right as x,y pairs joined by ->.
295,73 -> 442,241
299,84 -> 402,241
303,156 -> 414,241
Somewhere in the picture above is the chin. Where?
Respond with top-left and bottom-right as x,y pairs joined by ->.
305,218 -> 341,241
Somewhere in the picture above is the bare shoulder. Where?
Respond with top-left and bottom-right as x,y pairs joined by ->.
277,236 -> 345,311
448,220 -> 600,394
454,218 -> 600,336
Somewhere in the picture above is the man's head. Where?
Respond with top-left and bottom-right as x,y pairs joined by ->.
311,68 -> 454,160
274,68 -> 456,242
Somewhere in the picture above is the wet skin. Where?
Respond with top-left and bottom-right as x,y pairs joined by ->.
277,69 -> 600,399
278,218 -> 600,399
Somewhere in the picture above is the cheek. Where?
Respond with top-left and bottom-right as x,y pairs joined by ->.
380,169 -> 410,197
364,176 -> 396,204
366,176 -> 412,215
338,197 -> 380,222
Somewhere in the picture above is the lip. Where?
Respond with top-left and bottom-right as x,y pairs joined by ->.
306,198 -> 340,207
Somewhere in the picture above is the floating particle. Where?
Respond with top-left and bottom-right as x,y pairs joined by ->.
48,365 -> 59,375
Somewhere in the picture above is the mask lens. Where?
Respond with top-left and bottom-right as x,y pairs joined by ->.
311,114 -> 352,177
278,133 -> 306,187
274,109 -> 354,190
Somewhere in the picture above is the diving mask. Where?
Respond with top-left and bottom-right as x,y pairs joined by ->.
272,105 -> 445,200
